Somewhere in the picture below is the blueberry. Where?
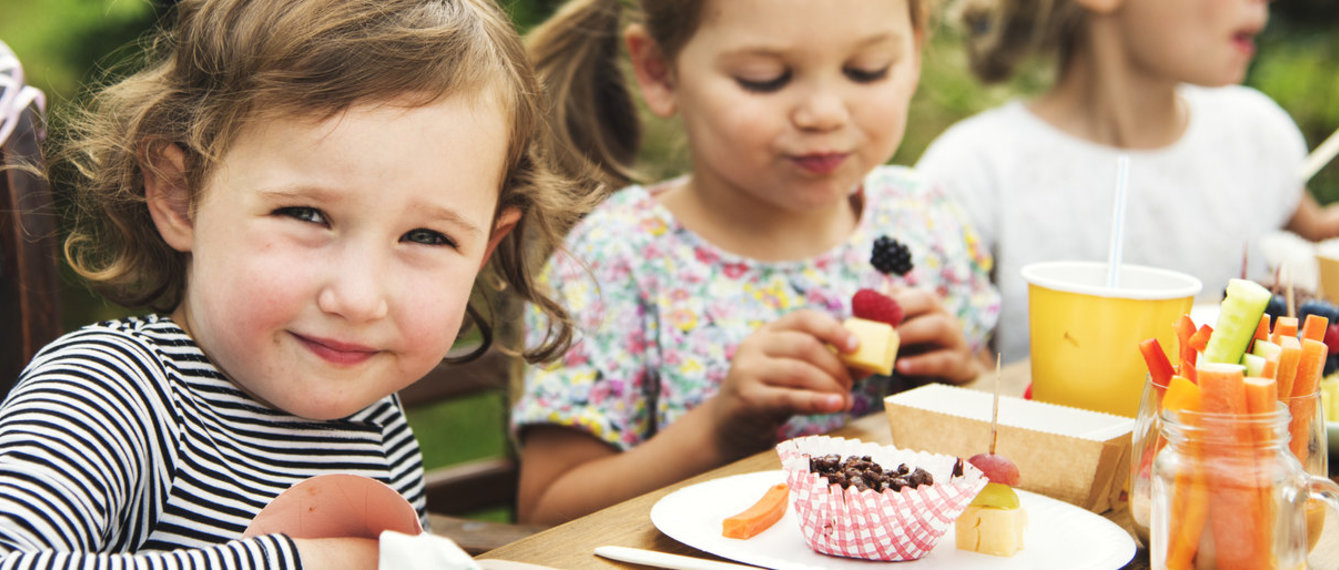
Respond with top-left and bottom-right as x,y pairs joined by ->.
1299,299 -> 1328,322
1323,300 -> 1339,324
1265,294 -> 1287,324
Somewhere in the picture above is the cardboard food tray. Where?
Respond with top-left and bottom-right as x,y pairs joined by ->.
884,384 -> 1134,514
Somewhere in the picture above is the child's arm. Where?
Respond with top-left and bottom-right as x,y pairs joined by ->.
292,538 -> 379,568
1285,191 -> 1339,241
517,310 -> 857,524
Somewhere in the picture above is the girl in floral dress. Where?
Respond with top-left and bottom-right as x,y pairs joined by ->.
512,0 -> 1001,524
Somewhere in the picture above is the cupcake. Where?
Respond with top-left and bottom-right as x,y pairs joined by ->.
776,435 -> 987,561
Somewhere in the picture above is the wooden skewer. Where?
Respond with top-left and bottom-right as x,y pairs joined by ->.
1286,272 -> 1296,319
989,353 -> 1001,456
1240,245 -> 1248,280
1301,126 -> 1339,183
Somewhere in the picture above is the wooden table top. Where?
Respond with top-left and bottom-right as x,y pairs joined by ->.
477,362 -> 1339,569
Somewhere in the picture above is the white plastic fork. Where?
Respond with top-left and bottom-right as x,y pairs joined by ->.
594,546 -> 763,570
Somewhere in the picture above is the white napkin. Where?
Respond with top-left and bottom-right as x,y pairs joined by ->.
378,530 -> 482,570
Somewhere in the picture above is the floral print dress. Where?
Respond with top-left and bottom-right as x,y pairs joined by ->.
512,166 -> 1001,451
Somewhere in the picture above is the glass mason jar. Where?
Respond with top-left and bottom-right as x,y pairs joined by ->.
1149,405 -> 1339,570
1131,375 -> 1329,548
1129,374 -> 1170,547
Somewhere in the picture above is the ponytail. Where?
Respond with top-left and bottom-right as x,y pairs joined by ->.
956,0 -> 1085,84
528,0 -> 641,189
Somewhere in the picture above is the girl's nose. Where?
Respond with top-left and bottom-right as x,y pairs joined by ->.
316,244 -> 390,322
792,86 -> 849,132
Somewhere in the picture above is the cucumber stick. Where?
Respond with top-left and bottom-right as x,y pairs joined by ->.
1204,279 -> 1272,365
1242,353 -> 1266,377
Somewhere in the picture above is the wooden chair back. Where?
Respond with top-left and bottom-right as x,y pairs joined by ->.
399,344 -> 521,514
399,302 -> 548,554
1,47 -> 59,398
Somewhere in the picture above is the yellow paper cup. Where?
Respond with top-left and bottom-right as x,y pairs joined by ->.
1021,261 -> 1201,417
1316,253 -> 1339,303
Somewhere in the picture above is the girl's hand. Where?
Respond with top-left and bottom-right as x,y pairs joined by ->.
707,309 -> 858,459
293,537 -> 380,569
889,287 -> 982,384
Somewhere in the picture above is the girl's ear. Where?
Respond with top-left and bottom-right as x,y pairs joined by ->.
625,24 -> 676,118
144,143 -> 195,252
480,206 -> 522,269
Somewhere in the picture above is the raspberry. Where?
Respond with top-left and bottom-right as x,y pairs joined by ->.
852,288 -> 903,326
871,236 -> 913,276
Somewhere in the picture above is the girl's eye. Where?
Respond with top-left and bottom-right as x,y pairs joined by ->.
845,66 -> 890,83
736,71 -> 791,93
275,206 -> 327,225
402,228 -> 456,248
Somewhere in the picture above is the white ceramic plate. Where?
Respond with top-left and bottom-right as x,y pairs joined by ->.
651,470 -> 1135,570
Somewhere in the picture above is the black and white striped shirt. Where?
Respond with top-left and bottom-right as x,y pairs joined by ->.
0,315 -> 428,569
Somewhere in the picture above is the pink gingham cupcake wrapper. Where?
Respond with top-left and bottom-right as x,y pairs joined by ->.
776,435 -> 987,561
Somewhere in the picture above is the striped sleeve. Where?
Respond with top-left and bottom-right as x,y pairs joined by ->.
0,534 -> 300,570
0,328 -> 300,570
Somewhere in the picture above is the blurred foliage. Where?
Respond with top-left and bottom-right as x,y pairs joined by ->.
5,0 -> 1336,229
0,0 -> 159,101
1251,15 -> 1339,204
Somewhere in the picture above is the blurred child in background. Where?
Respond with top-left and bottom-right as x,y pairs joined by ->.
917,0 -> 1339,363
514,0 -> 1001,524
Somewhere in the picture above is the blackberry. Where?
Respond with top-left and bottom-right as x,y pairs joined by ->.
871,236 -> 913,276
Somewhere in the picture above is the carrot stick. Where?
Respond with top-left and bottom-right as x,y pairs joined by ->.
1288,397 -> 1318,468
723,483 -> 789,539
1243,376 -> 1278,566
1251,339 -> 1281,380
1301,314 -> 1329,343
1197,362 -> 1270,569
1167,455 -> 1210,570
1270,316 -> 1298,343
1292,339 -> 1326,398
1176,315 -> 1198,383
1244,376 -> 1280,497
1141,338 -> 1175,391
1188,324 -> 1213,353
1275,336 -> 1302,403
1243,377 -> 1278,416
1163,377 -> 1205,570
1176,314 -> 1196,349
1260,357 -> 1278,380
1288,339 -> 1327,464
1198,362 -> 1247,416
1252,313 -> 1270,346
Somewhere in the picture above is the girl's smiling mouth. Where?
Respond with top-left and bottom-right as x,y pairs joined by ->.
295,333 -> 379,366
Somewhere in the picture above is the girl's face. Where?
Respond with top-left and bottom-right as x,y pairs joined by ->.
655,0 -> 921,213
1114,0 -> 1270,87
155,94 -> 515,420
